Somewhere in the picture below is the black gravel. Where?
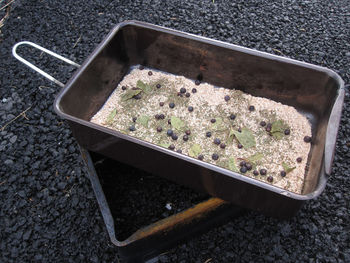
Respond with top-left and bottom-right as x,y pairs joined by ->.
1,0 -> 350,262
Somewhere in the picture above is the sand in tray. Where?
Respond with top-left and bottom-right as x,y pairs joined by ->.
91,67 -> 312,194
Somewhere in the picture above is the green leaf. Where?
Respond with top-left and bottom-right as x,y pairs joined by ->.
188,144 -> 201,158
232,128 -> 256,149
271,120 -> 288,140
121,89 -> 142,101
247,153 -> 264,163
137,80 -> 152,94
282,162 -> 296,174
159,143 -> 171,148
212,117 -> 226,131
228,158 -> 239,172
171,116 -> 185,131
136,115 -> 150,128
226,128 -> 235,144
106,109 -> 117,124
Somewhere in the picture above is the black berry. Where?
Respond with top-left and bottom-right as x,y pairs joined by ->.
296,157 -> 302,163
168,119 -> 171,125
249,105 -> 255,111
260,169 -> 267,176
224,95 -> 230,102
213,138 -> 221,145
246,163 -> 252,171
238,143 -> 243,149
185,92 -> 190,98
177,149 -> 182,153
122,86 -> 127,90
171,134 -> 178,140
192,88 -> 197,93
260,121 -> 266,127
206,131 -> 212,137
240,161 -> 246,167
195,80 -> 201,85
168,144 -> 175,150
129,125 -> 136,131
284,129 -> 290,135
132,117 -> 137,122
212,153 -> 219,160
211,119 -> 216,123
183,135 -> 189,141
156,84 -> 161,89
156,127 -> 162,132
267,176 -> 273,182
188,106 -> 194,112
266,123 -> 272,132
159,102 -> 164,106
220,143 -> 226,149
185,130 -> 191,135
167,129 -> 173,136
139,65 -> 144,70
148,71 -> 153,76
304,136 -> 312,143
253,170 -> 259,176
230,114 -> 236,120
280,171 -> 286,177
169,102 -> 175,108
133,94 -> 141,100
240,166 -> 247,173
198,154 -> 204,160
180,87 -> 186,93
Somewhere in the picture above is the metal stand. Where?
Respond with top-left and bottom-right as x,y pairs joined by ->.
80,146 -> 245,262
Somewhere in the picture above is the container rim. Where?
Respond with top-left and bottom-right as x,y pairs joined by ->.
54,20 -> 344,201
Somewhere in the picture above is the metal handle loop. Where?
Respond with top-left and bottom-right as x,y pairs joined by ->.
12,41 -> 80,88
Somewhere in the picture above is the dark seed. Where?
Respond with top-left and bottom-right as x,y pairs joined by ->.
284,129 -> 290,135
132,87 -> 138,90
280,171 -> 286,177
185,130 -> 191,135
211,119 -> 216,123
122,86 -> 127,90
296,157 -> 302,163
224,95 -> 230,102
198,154 -> 204,160
260,169 -> 267,176
220,143 -> 226,149
167,129 -> 173,136
177,92 -> 183,97
260,121 -> 266,127
267,176 -> 273,182
155,114 -> 160,120
230,114 -> 236,120
168,144 -> 175,150
192,88 -> 197,93
171,134 -> 178,140
238,128 -> 242,133
159,114 -> 165,119
132,117 -> 137,122
206,131 -> 212,137
195,80 -> 201,85
139,65 -> 144,70
133,94 -> 141,100
253,170 -> 259,176
240,166 -> 247,173
168,119 -> 171,125
249,105 -> 255,111
180,87 -> 186,93
214,138 -> 221,145
240,161 -> 246,167
246,163 -> 252,170
212,153 -> 219,160
183,135 -> 189,141
188,106 -> 194,112
148,71 -> 153,76
304,136 -> 312,143
159,102 -> 164,106
156,84 -> 161,89
169,102 -> 175,108
266,123 -> 272,132
176,149 -> 182,153
238,143 -> 243,149
156,127 -> 162,132
185,92 -> 190,98
129,125 -> 136,131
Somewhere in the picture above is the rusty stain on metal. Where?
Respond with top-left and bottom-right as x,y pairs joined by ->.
125,198 -> 227,241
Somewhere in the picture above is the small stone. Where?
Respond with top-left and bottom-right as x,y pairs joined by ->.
220,143 -> 226,149
240,166 -> 247,173
185,130 -> 191,135
156,127 -> 162,132
213,138 -> 221,145
304,136 -> 312,143
185,92 -> 190,98
249,105 -> 255,111
129,125 -> 136,131
192,88 -> 197,93
171,134 -> 178,140
121,86 -> 127,90
206,131 -> 212,137
168,144 -> 175,150
230,114 -> 236,120
267,176 -> 273,182
260,121 -> 266,127
212,153 -> 219,160
180,87 -> 186,93
284,129 -> 290,135
237,143 -> 243,149
210,119 -> 216,123
188,106 -> 194,112
253,170 -> 259,176
169,102 -> 175,108
156,84 -> 161,89
148,71 -> 153,76
183,135 -> 189,141
224,95 -> 230,102
296,157 -> 302,163
198,154 -> 204,160
280,171 -> 286,177
159,102 -> 164,106
260,169 -> 267,176
195,80 -> 201,85
10,136 -> 17,144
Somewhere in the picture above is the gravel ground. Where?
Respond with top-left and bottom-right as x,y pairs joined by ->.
1,0 -> 350,262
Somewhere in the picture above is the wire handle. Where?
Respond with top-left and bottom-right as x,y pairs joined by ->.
12,41 -> 80,88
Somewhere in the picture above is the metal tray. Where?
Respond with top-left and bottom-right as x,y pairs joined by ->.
13,20 -> 345,218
